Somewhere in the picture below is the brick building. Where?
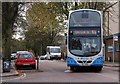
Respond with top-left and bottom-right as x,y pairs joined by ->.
104,33 -> 120,62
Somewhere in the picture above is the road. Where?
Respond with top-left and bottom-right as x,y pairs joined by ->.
2,60 -> 119,83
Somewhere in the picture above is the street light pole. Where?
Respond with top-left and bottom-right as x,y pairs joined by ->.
107,11 -> 109,36
112,36 -> 115,65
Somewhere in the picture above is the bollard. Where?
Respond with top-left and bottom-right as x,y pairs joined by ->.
37,56 -> 39,70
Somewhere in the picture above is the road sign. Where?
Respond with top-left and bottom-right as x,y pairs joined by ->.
113,34 -> 118,41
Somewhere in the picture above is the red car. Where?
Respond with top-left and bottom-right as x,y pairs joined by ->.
15,51 -> 36,69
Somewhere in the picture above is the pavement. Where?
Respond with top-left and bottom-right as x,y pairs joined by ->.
1,68 -> 19,77
1,60 -> 19,77
104,61 -> 120,67
1,60 -> 119,77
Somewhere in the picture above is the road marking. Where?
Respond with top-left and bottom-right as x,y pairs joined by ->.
19,73 -> 26,79
64,69 -> 72,73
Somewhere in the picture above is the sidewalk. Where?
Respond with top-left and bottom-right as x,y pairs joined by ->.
1,60 -> 19,77
1,68 -> 19,77
104,61 -> 120,67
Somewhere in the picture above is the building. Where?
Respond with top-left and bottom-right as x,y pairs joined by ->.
104,33 -> 120,62
104,2 -> 120,62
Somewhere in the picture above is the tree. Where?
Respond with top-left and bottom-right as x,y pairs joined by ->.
2,2 -> 19,59
25,3 -> 66,55
11,39 -> 26,53
2,2 -> 28,58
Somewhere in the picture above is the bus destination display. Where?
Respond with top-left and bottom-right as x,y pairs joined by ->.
73,30 -> 98,35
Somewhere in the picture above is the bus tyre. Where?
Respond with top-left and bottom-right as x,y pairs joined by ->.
70,67 -> 77,71
70,67 -> 74,71
96,67 -> 102,72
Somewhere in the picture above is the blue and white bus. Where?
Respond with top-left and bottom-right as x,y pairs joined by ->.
67,9 -> 104,71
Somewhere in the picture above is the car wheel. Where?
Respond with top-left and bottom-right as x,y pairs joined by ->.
32,65 -> 36,69
59,57 -> 61,60
16,66 -> 19,70
50,57 -> 52,60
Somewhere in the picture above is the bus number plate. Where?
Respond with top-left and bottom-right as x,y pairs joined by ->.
81,58 -> 88,61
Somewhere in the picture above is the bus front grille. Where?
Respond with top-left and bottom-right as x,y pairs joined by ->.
87,61 -> 92,63
77,61 -> 92,63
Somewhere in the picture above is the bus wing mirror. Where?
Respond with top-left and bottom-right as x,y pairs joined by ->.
65,39 -> 67,45
102,44 -> 105,48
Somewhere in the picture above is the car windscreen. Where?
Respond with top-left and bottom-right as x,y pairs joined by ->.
50,48 -> 60,53
20,54 -> 33,59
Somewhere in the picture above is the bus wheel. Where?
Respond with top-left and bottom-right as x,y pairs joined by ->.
70,67 -> 74,71
70,67 -> 77,71
96,67 -> 102,72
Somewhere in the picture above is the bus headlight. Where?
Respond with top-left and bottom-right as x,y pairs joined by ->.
94,57 -> 103,63
70,60 -> 74,63
95,60 -> 100,63
67,57 -> 76,63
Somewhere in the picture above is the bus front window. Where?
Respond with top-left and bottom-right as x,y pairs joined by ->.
71,38 -> 82,50
69,37 -> 101,57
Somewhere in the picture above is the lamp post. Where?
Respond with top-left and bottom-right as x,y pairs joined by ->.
107,11 -> 109,36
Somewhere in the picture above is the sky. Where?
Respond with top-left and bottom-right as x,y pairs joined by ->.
109,2 -> 119,34
12,4 -> 28,40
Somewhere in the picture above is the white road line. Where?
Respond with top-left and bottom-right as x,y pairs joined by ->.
64,69 -> 72,73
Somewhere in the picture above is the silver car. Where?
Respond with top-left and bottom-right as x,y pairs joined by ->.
40,54 -> 47,60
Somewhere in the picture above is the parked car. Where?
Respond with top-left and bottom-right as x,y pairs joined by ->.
16,51 -> 28,54
11,53 -> 17,60
40,54 -> 47,60
15,51 -> 36,69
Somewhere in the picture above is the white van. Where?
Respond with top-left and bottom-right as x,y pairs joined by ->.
47,46 -> 61,60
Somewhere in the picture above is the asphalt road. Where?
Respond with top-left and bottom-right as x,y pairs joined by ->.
2,60 -> 119,83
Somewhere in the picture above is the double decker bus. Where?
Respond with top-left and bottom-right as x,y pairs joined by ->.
67,9 -> 104,71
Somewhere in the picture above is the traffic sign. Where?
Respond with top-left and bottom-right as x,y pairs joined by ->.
113,34 -> 118,41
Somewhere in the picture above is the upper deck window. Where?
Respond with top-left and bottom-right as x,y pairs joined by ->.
69,10 -> 101,27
